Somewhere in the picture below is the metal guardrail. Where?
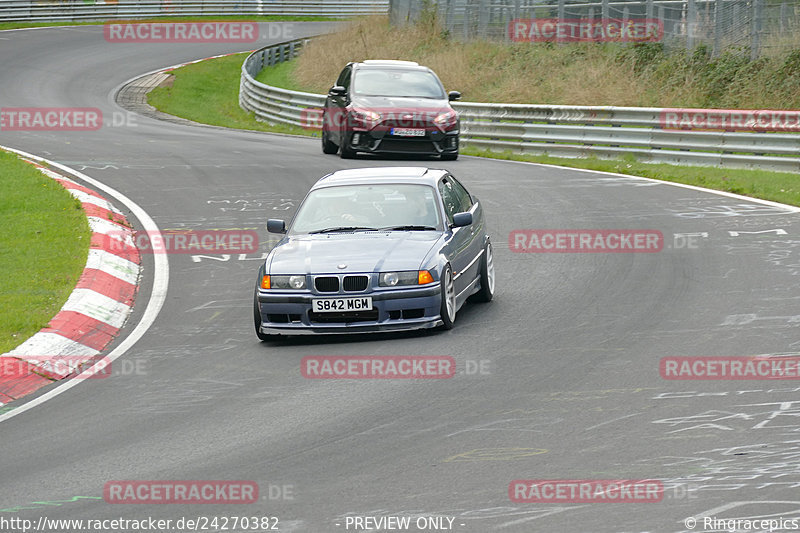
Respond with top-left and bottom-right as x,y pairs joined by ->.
0,0 -> 388,22
240,39 -> 800,173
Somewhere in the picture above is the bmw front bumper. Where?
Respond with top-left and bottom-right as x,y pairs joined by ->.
257,283 -> 444,335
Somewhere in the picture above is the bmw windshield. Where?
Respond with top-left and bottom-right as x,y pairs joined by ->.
290,184 -> 442,235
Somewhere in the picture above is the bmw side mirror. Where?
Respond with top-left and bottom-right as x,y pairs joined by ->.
451,212 -> 472,228
267,219 -> 286,234
329,85 -> 346,96
448,91 -> 461,101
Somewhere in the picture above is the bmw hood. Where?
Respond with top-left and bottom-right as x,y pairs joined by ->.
268,232 -> 441,274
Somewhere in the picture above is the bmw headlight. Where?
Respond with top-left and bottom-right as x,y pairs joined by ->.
266,275 -> 307,289
379,271 -> 433,287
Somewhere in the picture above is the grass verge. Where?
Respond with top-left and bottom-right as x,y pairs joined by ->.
147,42 -> 800,208
148,52 -> 314,136
0,151 -> 91,353
0,15 -> 334,31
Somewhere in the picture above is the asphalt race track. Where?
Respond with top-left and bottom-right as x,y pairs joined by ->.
2,22 -> 800,533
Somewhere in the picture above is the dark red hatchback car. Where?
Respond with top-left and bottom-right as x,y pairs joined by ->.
320,60 -> 461,160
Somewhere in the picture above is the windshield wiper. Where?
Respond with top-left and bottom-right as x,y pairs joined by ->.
375,225 -> 438,231
309,226 -> 376,234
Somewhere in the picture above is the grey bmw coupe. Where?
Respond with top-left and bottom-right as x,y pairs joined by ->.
254,167 -> 494,338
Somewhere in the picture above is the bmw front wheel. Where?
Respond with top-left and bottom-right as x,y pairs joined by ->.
440,265 -> 456,329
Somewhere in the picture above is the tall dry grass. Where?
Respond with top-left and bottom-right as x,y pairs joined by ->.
291,16 -> 800,108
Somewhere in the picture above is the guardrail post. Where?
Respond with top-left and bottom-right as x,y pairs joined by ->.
657,4 -> 669,49
478,0 -> 489,39
751,0 -> 763,60
686,0 -> 696,51
463,0 -> 470,40
445,0 -> 454,33
780,2 -> 788,33
712,0 -> 722,57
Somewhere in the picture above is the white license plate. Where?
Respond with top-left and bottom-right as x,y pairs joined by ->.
391,128 -> 425,137
312,297 -> 373,313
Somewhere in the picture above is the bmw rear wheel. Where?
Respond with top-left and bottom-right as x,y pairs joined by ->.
472,241 -> 495,302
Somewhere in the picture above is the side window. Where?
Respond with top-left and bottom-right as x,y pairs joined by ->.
336,67 -> 351,91
448,175 -> 474,213
438,178 -> 460,224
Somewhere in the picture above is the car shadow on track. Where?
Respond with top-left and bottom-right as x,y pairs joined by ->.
331,153 -> 458,164
254,296 -> 491,348
255,327 -> 441,347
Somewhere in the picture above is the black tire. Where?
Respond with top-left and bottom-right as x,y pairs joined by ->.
339,139 -> 357,159
321,127 -> 338,154
472,241 -> 495,303
440,152 -> 458,161
439,265 -> 456,330
253,291 -> 273,341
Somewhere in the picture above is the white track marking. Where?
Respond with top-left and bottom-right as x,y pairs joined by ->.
482,156 -> 800,213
